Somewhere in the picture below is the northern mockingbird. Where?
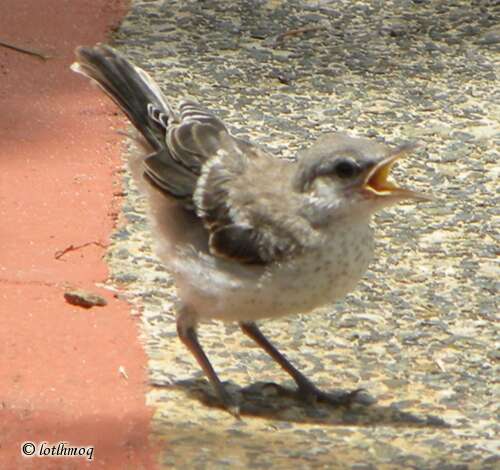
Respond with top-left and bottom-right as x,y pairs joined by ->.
72,45 -> 431,416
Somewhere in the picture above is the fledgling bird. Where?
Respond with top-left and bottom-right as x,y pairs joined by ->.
72,45 -> 432,416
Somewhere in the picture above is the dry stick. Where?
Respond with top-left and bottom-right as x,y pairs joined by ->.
0,39 -> 50,60
55,241 -> 108,260
274,25 -> 327,45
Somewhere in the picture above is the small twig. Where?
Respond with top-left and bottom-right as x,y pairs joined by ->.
273,25 -> 327,46
0,39 -> 50,61
55,241 -> 108,260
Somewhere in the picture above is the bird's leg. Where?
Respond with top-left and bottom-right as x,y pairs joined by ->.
240,321 -> 363,407
177,308 -> 240,417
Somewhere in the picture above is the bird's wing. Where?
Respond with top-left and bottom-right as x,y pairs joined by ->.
143,101 -> 313,265
143,100 -> 251,208
145,100 -> 228,176
192,135 -> 313,265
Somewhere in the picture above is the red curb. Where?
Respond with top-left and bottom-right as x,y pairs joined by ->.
0,1 -> 158,468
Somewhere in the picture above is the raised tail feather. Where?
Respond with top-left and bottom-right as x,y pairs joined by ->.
72,45 -> 204,205
71,44 -> 172,151
71,45 -> 246,208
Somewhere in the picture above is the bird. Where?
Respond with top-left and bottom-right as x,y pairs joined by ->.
72,44 -> 432,417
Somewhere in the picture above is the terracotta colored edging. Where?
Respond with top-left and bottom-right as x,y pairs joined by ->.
0,1 -> 157,468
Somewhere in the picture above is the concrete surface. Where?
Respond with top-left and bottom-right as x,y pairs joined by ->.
105,1 -> 497,468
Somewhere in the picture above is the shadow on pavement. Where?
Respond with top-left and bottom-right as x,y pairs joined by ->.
154,378 -> 450,428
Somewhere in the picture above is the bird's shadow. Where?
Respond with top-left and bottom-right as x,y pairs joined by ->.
152,378 -> 449,428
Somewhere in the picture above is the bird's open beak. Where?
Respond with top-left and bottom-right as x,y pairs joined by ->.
363,143 -> 433,201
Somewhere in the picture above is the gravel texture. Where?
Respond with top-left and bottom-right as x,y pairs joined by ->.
103,1 -> 498,468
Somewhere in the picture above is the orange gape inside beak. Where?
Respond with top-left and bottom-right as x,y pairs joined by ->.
365,158 -> 399,194
363,144 -> 434,201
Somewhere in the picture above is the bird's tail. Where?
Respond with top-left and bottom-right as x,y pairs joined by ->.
71,44 -> 172,151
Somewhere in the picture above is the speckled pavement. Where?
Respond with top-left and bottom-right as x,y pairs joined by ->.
102,1 -> 499,468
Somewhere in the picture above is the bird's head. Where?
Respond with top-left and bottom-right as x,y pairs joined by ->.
294,132 -> 432,223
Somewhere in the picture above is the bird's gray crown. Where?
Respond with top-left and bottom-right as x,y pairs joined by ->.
293,132 -> 390,192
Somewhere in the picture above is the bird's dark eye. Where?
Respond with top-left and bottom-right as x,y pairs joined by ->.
334,159 -> 359,179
